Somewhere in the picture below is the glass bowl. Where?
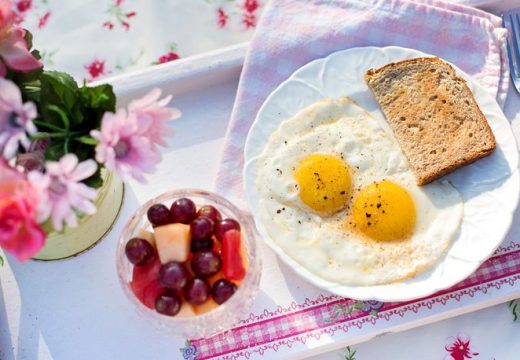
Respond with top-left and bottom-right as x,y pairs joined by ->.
116,189 -> 261,338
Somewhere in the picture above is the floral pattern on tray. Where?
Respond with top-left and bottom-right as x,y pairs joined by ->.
13,0 -> 263,82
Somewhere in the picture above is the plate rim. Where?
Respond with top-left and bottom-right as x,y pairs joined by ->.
243,45 -> 520,301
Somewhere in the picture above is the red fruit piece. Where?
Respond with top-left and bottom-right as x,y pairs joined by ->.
222,230 -> 246,281
130,257 -> 161,302
142,279 -> 165,309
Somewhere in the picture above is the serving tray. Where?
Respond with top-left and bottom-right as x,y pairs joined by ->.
1,43 -> 519,360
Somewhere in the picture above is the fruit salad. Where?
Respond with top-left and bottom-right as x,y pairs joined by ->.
124,197 -> 248,317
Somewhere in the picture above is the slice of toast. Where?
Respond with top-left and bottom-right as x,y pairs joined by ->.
364,57 -> 496,185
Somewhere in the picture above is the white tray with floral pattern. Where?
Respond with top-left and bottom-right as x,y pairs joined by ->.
2,43 -> 520,360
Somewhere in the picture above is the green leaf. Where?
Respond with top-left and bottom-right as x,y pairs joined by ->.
370,310 -> 378,317
24,30 -> 34,50
33,119 -> 64,133
80,84 -> 116,112
31,49 -> 42,61
48,104 -> 70,129
40,71 -> 83,126
344,346 -> 357,360
79,84 -> 116,131
353,302 -> 364,310
8,67 -> 43,103
83,167 -> 103,189
45,141 -> 65,161
0,255 -> 3,267
76,136 -> 99,145
41,219 -> 54,233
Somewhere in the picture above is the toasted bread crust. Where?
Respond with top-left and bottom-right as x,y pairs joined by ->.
365,57 -> 496,185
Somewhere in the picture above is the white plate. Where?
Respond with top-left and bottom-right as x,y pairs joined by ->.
243,46 -> 520,302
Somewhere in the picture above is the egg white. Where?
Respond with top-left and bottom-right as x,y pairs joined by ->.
255,97 -> 463,285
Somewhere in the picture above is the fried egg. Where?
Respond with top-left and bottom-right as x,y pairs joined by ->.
255,97 -> 463,285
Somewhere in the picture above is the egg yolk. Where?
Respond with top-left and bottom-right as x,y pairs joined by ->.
294,154 -> 351,214
352,180 -> 415,241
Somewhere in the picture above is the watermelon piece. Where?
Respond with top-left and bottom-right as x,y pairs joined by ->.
142,279 -> 165,309
130,257 -> 161,302
222,230 -> 246,281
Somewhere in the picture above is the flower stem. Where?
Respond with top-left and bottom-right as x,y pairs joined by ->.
32,131 -> 83,139
47,105 -> 70,130
33,119 -> 65,132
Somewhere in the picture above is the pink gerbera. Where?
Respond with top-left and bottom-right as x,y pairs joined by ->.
0,0 -> 42,76
0,77 -> 37,159
91,109 -> 161,182
0,158 -> 45,261
28,154 -> 98,232
128,88 -> 181,148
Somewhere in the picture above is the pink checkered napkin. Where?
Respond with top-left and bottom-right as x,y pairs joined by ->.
214,0 -> 508,202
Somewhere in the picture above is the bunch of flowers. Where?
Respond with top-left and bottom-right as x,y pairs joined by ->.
0,0 -> 180,262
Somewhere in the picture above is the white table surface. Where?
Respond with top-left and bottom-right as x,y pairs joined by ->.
2,1 -> 520,359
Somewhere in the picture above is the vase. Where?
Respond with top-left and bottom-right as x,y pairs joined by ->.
32,171 -> 125,261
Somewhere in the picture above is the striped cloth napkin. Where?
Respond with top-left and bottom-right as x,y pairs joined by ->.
214,0 -> 508,203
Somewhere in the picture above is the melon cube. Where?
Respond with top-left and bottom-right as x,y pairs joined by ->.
207,271 -> 223,286
177,301 -> 196,317
194,298 -> 219,315
137,228 -> 155,247
154,223 -> 191,263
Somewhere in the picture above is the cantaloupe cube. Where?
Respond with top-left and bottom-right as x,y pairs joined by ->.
194,298 -> 219,315
239,237 -> 248,270
137,228 -> 155,247
207,271 -> 223,286
176,301 -> 196,317
154,223 -> 191,264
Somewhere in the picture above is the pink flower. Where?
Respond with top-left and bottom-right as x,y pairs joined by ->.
0,0 -> 42,76
445,335 -> 479,360
28,154 -> 98,232
0,77 -> 37,159
0,159 -> 45,261
16,0 -> 31,13
242,12 -> 256,29
91,109 -> 161,182
128,88 -> 180,148
243,0 -> 259,13
157,52 -> 179,64
103,21 -> 114,30
217,8 -> 228,28
84,58 -> 107,81
38,11 -> 50,29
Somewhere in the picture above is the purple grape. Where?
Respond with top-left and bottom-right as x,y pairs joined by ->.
170,198 -> 196,224
197,205 -> 222,223
212,279 -> 237,305
155,292 -> 181,316
190,216 -> 214,240
191,251 -> 221,278
159,261 -> 189,290
147,204 -> 171,227
191,238 -> 214,252
125,237 -> 154,265
184,278 -> 210,305
215,218 -> 241,241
